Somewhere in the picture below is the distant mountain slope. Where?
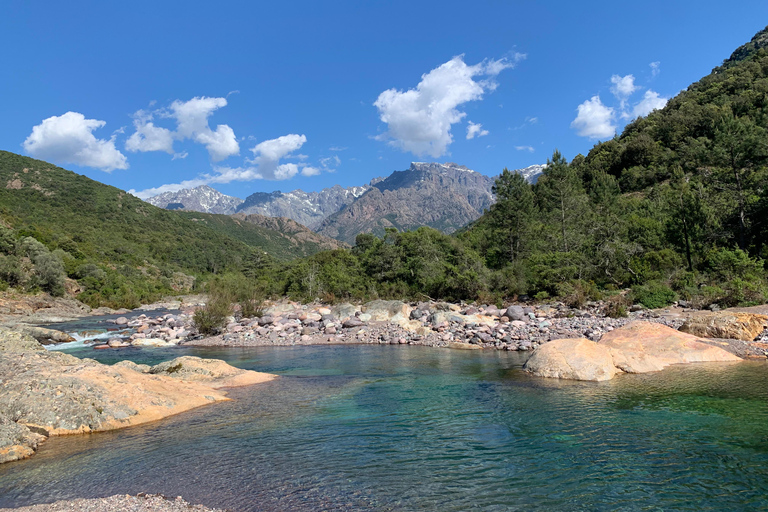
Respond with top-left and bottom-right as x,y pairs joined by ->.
316,162 -> 496,244
174,211 -> 347,258
236,184 -> 370,229
514,164 -> 546,184
0,151 -> 330,268
145,185 -> 243,214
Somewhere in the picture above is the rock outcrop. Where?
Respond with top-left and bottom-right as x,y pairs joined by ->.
601,321 -> 742,373
524,321 -> 741,381
0,328 -> 275,463
524,338 -> 620,381
679,312 -> 768,341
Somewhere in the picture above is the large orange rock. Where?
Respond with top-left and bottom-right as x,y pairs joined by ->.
600,321 -> 741,373
679,311 -> 768,341
523,338 -> 620,381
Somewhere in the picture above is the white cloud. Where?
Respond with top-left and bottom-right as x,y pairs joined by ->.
632,90 -> 668,118
126,96 -> 240,161
301,166 -> 321,177
128,177 -> 210,199
650,61 -> 660,77
320,155 -> 341,171
374,55 -> 519,157
329,146 -> 347,151
571,95 -> 616,139
125,110 -> 174,154
170,97 -> 240,161
466,121 -> 489,139
23,111 -> 128,171
248,134 -> 307,180
130,132 -> 319,198
515,145 -> 535,152
610,74 -> 639,101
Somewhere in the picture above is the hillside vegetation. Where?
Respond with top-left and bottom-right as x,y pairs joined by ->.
0,151 -> 331,307
237,26 -> 768,310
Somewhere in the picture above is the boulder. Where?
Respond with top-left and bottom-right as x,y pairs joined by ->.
342,318 -> 364,328
524,338 -> 620,381
505,306 -> 526,322
8,325 -> 73,344
331,303 -> 358,320
599,321 -> 741,373
679,312 -> 768,341
362,300 -> 411,321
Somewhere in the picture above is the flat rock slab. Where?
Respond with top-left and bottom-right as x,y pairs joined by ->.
525,321 -> 741,381
679,311 -> 768,341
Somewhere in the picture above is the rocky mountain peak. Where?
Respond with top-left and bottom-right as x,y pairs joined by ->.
145,185 -> 244,215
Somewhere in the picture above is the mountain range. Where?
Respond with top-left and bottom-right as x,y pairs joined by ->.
145,162 -> 545,243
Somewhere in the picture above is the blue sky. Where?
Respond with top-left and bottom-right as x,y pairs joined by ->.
2,1 -> 767,199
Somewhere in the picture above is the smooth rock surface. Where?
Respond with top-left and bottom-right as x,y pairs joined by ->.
524,338 -> 620,381
600,321 -> 741,373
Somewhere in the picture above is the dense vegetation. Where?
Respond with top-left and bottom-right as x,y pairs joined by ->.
0,151 -> 326,307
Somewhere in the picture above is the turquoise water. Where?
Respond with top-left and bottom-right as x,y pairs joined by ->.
1,344 -> 768,511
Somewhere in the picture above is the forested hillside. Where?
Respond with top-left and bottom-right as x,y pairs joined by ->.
0,151 -> 332,307
238,26 -> 768,310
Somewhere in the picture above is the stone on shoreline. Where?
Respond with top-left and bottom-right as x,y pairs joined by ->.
679,312 -> 768,341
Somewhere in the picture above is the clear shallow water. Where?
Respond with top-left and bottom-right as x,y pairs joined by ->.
2,345 -> 768,511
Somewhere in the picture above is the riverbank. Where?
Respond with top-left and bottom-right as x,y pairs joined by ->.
0,328 -> 275,464
0,494 -> 226,512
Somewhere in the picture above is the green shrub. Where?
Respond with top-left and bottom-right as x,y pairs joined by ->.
631,282 -> 677,309
193,296 -> 232,335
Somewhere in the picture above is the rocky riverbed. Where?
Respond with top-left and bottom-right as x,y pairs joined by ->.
81,299 -> 765,359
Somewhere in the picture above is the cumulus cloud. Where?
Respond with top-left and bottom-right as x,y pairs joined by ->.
23,112 -> 128,171
571,96 -> 616,139
170,97 -> 239,161
650,61 -> 660,77
301,166 -> 321,177
515,145 -> 535,152
125,110 -> 174,154
632,90 -> 668,118
466,121 -> 489,139
374,54 -> 520,157
610,74 -> 639,101
126,96 -> 239,161
129,133 -> 315,198
248,134 -> 307,180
